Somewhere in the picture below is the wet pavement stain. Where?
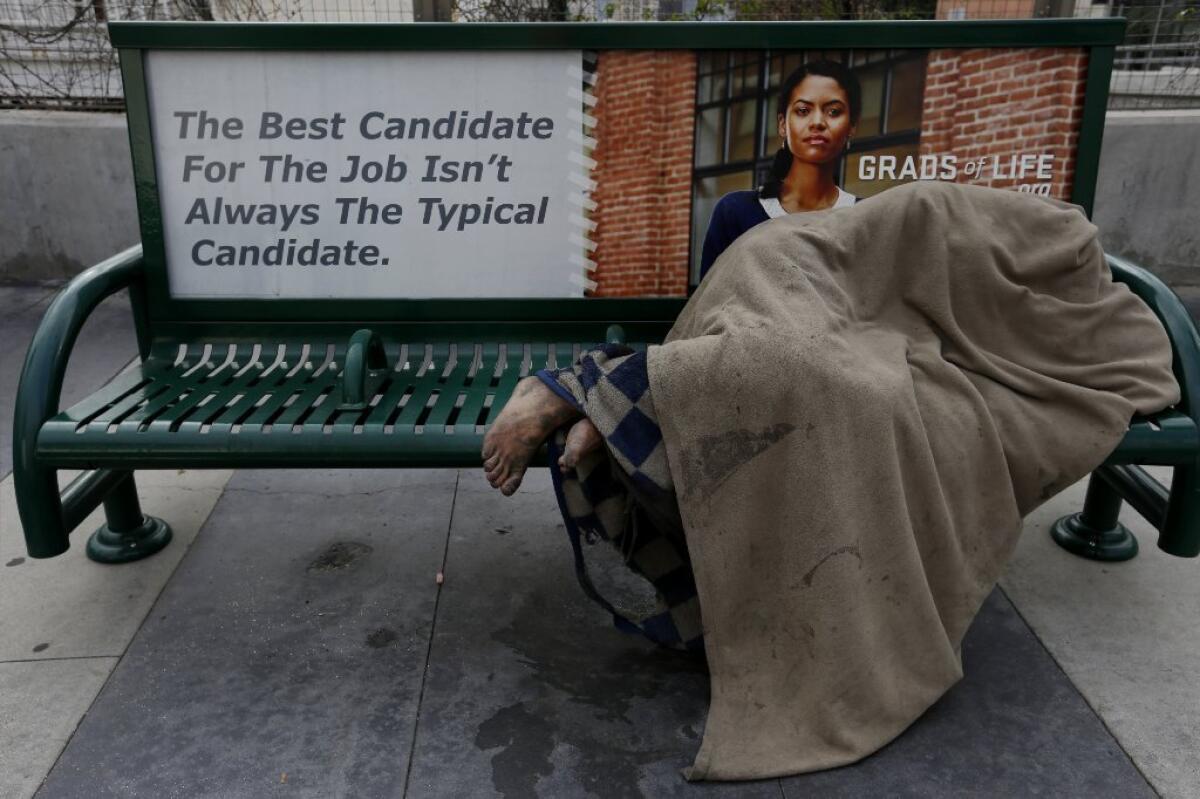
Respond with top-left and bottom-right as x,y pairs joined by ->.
483,591 -> 711,795
492,592 -> 708,725
365,628 -> 398,649
306,541 -> 373,573
474,702 -> 556,798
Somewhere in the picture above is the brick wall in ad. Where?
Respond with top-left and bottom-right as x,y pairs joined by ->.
590,51 -> 696,297
920,47 -> 1089,200
935,0 -> 1039,19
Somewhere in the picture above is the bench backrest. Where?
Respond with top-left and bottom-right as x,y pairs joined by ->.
108,19 -> 1124,346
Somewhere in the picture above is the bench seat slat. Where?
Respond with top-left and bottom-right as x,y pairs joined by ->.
170,350 -> 279,435
196,360 -> 284,434
271,369 -> 340,430
207,352 -> 303,434
422,343 -> 481,430
116,377 -> 189,429
390,344 -> 455,430
142,362 -> 244,434
237,351 -> 333,430
83,380 -> 179,433
361,362 -> 420,433
118,352 -> 238,428
51,370 -> 150,425
487,342 -> 535,427
454,343 -> 503,434
365,344 -> 425,432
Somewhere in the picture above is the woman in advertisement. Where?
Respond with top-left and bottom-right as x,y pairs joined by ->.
699,60 -> 862,280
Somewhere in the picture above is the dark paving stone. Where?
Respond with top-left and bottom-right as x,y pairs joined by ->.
35,464 -> 1155,798
411,471 -> 1150,798
405,469 -> 781,799
780,589 -> 1154,799
37,468 -> 457,799
0,285 -> 138,479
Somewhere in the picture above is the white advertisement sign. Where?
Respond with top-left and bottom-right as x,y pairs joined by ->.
145,50 -> 585,298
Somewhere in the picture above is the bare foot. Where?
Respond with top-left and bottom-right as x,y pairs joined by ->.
482,377 -> 581,495
559,418 -> 604,473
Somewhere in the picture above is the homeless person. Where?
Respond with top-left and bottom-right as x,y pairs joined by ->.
479,180 -> 1180,781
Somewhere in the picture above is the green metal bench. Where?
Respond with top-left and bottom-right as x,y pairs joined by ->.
12,20 -> 1200,564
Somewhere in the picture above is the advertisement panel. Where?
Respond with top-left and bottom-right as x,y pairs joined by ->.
146,49 -> 585,298
144,46 -> 1089,299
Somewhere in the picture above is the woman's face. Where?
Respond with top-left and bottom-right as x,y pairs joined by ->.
777,74 -> 856,166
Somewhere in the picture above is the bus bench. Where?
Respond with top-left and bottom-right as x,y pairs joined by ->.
12,20 -> 1200,564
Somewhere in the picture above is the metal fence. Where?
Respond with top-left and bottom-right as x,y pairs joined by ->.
1111,0 -> 1200,108
0,0 -> 1196,110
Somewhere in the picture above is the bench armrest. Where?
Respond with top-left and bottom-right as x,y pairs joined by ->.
1105,254 -> 1200,557
1107,253 -> 1200,423
339,328 -> 390,410
12,245 -> 145,474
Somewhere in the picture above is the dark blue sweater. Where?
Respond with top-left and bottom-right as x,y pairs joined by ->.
699,191 -> 770,281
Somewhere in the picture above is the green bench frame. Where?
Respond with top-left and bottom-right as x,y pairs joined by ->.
13,19 -> 1200,564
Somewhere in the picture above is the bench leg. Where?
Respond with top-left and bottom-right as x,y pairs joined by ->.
85,472 -> 172,564
1051,471 -> 1138,561
15,466 -> 70,558
1160,465 -> 1200,557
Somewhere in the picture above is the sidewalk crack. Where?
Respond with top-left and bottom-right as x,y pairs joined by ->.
401,469 -> 459,799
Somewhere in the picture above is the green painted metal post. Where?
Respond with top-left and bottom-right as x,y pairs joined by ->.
85,472 -> 172,564
13,468 -> 70,559
1162,463 -> 1200,557
1051,473 -> 1138,561
1071,44 -> 1117,216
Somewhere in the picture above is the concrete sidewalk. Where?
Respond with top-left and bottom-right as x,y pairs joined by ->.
2,284 -> 1196,797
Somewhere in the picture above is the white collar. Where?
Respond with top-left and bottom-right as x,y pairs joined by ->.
760,187 -> 856,218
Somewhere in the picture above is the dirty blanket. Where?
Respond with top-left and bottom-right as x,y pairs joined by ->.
564,181 -> 1180,780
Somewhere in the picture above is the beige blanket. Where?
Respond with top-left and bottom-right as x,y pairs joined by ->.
647,181 -> 1179,780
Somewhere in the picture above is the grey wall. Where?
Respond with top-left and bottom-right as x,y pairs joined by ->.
2,108 -> 1199,288
0,111 -> 139,283
1092,110 -> 1200,296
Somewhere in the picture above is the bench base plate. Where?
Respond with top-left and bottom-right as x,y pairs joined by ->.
1050,513 -> 1139,562
86,515 -> 173,564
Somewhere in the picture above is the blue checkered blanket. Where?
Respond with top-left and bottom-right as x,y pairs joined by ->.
537,344 -> 704,653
